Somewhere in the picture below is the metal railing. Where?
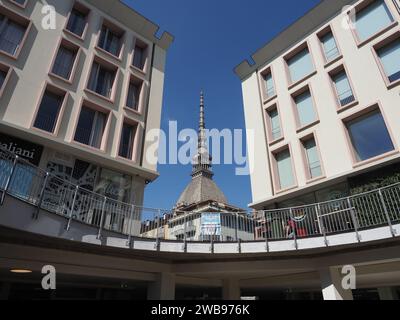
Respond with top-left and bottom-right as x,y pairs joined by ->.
0,146 -> 399,249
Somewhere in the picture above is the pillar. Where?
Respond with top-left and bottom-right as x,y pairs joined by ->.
319,267 -> 353,300
222,279 -> 241,300
378,287 -> 399,300
147,273 -> 175,300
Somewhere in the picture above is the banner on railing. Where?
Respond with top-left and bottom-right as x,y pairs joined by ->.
200,213 -> 221,236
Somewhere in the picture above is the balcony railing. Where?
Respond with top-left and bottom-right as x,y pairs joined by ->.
0,145 -> 399,248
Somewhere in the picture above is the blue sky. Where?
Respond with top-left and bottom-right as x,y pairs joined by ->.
124,0 -> 320,210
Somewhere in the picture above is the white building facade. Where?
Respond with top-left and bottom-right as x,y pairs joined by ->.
236,0 -> 400,210
0,0 -> 173,213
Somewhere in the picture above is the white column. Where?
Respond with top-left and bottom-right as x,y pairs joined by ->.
222,279 -> 241,300
319,267 -> 353,301
378,287 -> 399,300
147,273 -> 176,300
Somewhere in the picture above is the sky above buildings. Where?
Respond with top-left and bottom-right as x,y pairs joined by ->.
124,0 -> 320,210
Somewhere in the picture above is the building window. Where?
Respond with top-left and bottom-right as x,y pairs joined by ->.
286,46 -> 314,84
319,29 -> 340,63
65,3 -> 89,38
132,40 -> 147,71
302,137 -> 323,179
87,58 -> 117,99
330,68 -> 355,107
0,11 -> 29,57
51,40 -> 79,81
98,22 -> 124,58
263,71 -> 275,98
126,76 -> 143,111
355,0 -> 394,43
119,122 -> 137,160
376,37 -> 400,83
33,88 -> 65,133
346,109 -> 394,162
293,88 -> 317,128
274,148 -> 295,190
266,106 -> 282,142
74,105 -> 107,149
0,63 -> 10,93
8,0 -> 28,8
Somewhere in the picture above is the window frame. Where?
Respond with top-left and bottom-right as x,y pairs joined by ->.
290,84 -> 320,133
271,144 -> 298,194
341,103 -> 398,167
84,55 -> 119,104
72,99 -> 111,152
372,30 -> 400,89
258,65 -> 277,103
48,37 -> 81,84
117,117 -> 141,163
348,0 -> 398,48
299,132 -> 325,183
284,41 -> 317,90
31,82 -> 68,136
63,1 -> 90,42
0,62 -> 12,98
0,5 -> 32,59
131,37 -> 150,74
264,102 -> 284,146
96,18 -> 125,62
124,73 -> 146,115
328,63 -> 358,112
7,0 -> 28,9
316,24 -> 343,68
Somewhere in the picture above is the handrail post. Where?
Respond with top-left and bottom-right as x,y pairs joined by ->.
264,211 -> 269,253
183,213 -> 187,253
97,197 -> 107,240
33,172 -> 49,220
66,185 -> 79,231
290,208 -> 298,250
378,189 -> 396,237
1,155 -> 18,204
127,204 -> 135,248
347,197 -> 361,243
316,204 -> 328,247
154,209 -> 161,251
235,213 -> 239,242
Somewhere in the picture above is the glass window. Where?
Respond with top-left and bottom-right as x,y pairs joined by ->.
287,47 -> 314,83
87,61 -> 116,98
377,38 -> 400,83
126,81 -> 141,110
52,45 -> 77,80
133,44 -> 146,70
66,8 -> 87,37
332,70 -> 355,106
355,0 -> 394,42
320,31 -> 340,62
303,138 -> 322,179
275,149 -> 295,189
267,108 -> 281,140
294,90 -> 317,127
33,91 -> 64,133
119,123 -> 136,160
74,106 -> 107,149
95,168 -> 132,203
347,110 -> 394,161
264,72 -> 275,97
12,0 -> 27,5
0,14 -> 26,56
98,25 -> 122,57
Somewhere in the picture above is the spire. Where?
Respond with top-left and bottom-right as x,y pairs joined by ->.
192,91 -> 213,179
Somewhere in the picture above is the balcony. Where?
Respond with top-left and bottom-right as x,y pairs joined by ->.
0,146 -> 399,254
